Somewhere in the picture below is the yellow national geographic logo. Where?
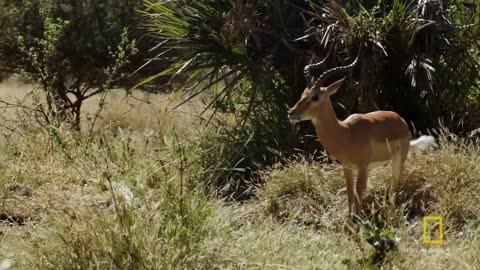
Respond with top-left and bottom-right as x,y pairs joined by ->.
423,216 -> 443,244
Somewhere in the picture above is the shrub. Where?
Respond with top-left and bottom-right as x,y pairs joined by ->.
0,0 -> 149,129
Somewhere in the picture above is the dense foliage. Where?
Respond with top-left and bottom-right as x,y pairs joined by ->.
0,0 -> 162,129
144,0 -> 480,130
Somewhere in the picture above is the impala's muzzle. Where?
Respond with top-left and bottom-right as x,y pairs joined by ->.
288,110 -> 301,124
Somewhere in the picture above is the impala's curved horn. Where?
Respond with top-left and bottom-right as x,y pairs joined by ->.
304,55 -> 328,85
315,48 -> 361,87
304,46 -> 334,85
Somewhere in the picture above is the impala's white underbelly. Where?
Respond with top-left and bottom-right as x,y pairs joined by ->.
342,160 -> 390,172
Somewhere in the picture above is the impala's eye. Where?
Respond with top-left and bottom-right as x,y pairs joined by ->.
311,95 -> 319,102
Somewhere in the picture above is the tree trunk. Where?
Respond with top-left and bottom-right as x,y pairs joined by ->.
235,0 -> 244,14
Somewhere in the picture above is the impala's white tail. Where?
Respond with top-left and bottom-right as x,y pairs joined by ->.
410,135 -> 438,153
0,259 -> 12,270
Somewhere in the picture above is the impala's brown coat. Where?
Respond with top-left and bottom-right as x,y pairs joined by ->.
288,78 -> 410,214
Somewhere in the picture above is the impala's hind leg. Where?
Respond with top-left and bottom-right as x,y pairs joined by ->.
389,141 -> 408,203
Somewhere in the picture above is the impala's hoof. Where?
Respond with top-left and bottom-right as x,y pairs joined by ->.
343,219 -> 359,234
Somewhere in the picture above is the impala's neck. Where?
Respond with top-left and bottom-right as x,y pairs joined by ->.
311,100 -> 350,156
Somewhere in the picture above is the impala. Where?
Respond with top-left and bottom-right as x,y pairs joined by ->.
288,53 -> 437,214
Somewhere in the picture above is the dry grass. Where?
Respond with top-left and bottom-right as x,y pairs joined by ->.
0,76 -> 210,143
83,89 -> 210,140
253,161 -> 347,230
250,132 -> 480,268
0,127 -> 478,269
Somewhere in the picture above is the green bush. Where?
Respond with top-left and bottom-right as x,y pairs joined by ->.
143,0 -> 480,129
0,0 -> 161,129
190,72 -> 300,199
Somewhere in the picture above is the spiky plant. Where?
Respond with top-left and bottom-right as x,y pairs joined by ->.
142,0 -> 313,197
303,0 -> 480,131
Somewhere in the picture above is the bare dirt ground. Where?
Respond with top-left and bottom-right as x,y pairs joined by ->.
0,75 -> 32,101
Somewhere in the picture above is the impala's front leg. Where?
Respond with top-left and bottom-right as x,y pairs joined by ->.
355,166 -> 369,214
343,167 -> 355,214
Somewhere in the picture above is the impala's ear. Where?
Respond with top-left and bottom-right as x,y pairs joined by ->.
325,77 -> 346,96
